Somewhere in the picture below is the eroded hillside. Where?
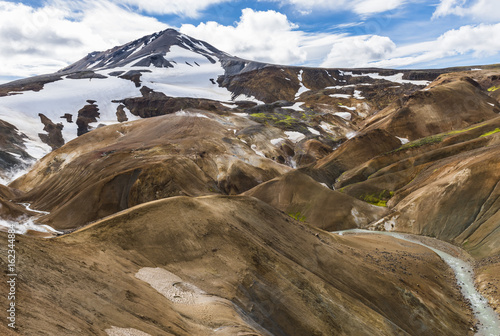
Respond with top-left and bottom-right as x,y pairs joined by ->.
0,29 -> 499,335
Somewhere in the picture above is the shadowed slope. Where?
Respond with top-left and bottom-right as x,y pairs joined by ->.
244,170 -> 387,230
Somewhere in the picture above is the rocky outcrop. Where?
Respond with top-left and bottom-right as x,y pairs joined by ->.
116,86 -> 232,118
76,101 -> 100,136
38,114 -> 64,150
119,70 -> 152,87
0,120 -> 33,176
115,105 -> 128,122
66,71 -> 107,80
132,54 -> 173,68
218,66 -> 301,103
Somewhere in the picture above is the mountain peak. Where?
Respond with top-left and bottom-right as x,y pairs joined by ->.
59,29 -> 230,73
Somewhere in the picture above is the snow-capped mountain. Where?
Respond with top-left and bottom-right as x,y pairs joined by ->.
0,29 -> 262,165
60,28 -> 231,72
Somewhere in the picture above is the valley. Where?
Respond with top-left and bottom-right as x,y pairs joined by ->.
0,28 -> 499,335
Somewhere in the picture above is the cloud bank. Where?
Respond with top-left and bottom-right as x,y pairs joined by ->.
0,0 -> 499,82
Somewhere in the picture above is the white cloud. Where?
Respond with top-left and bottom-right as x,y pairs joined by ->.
266,0 -> 408,15
1,0 -> 499,82
353,0 -> 407,15
321,35 -> 396,67
433,0 -> 500,21
114,0 -> 231,17
370,23 -> 500,68
0,0 -> 168,78
180,8 -> 307,64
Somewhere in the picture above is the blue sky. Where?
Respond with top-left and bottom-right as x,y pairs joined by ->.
0,0 -> 499,82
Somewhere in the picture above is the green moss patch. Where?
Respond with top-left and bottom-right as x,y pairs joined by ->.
487,86 -> 500,92
359,190 -> 394,207
289,211 -> 306,222
249,110 -> 310,132
480,128 -> 500,137
393,124 -> 487,153
395,134 -> 445,152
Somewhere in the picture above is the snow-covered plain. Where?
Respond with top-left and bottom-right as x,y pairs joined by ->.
344,72 -> 430,86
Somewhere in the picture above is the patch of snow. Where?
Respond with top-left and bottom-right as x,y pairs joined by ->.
251,144 -> 265,158
471,68 -> 482,71
232,112 -> 249,117
285,131 -> 305,143
87,59 -> 103,70
339,70 -> 352,76
121,105 -> 141,122
320,183 -> 330,189
346,131 -> 357,139
339,105 -> 356,111
396,136 -> 410,145
221,102 -> 235,109
232,94 -> 264,104
333,112 -> 352,120
283,102 -> 304,111
17,203 -> 50,215
0,218 -> 62,235
353,90 -> 365,99
0,163 -> 35,186
325,70 -> 336,80
270,138 -> 285,146
0,75 -> 140,156
488,102 -> 495,107
308,127 -> 320,135
330,93 -> 351,99
351,72 -> 430,86
320,122 -> 335,134
295,70 -> 309,98
174,110 -> 209,119
6,152 -> 21,159
325,84 -> 372,89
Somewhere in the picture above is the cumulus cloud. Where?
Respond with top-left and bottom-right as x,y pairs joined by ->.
0,0 -> 168,78
433,0 -> 500,21
180,8 -> 307,64
264,0 -> 408,15
370,23 -> 500,68
321,35 -> 396,68
113,0 -> 231,17
1,0 -> 500,82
